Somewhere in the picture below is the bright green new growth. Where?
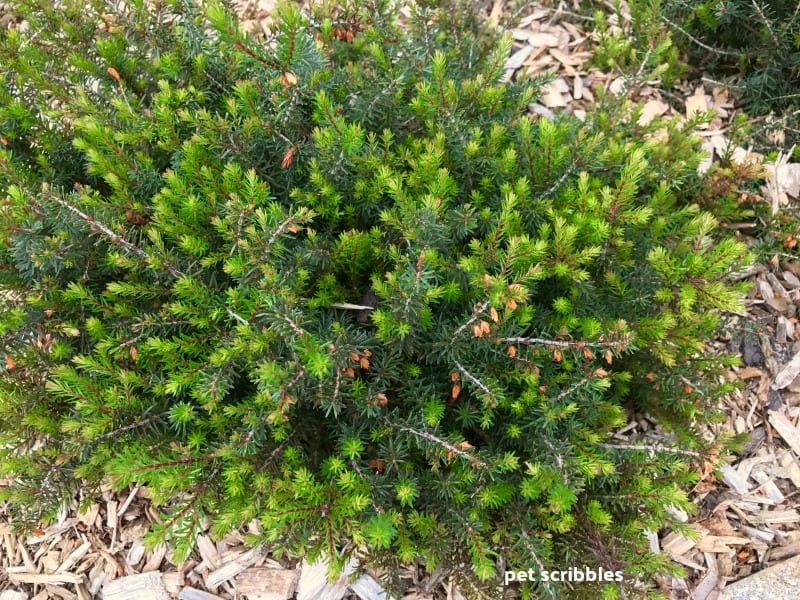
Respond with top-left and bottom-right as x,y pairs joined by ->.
0,0 -> 749,597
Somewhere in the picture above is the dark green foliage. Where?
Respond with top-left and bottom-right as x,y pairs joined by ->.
664,0 -> 800,150
1,0 -> 750,598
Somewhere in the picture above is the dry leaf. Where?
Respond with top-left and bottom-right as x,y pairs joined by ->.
765,159 -> 800,199
703,511 -> 740,537
712,86 -> 732,108
638,99 -> 669,126
281,144 -> 299,168
280,71 -> 298,87
736,366 -> 765,380
685,86 -> 709,119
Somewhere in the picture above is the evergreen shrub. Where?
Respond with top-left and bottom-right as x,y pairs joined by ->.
591,0 -> 685,89
663,0 -> 800,150
0,0 -> 751,597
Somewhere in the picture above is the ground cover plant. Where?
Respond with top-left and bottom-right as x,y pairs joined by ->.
0,0 -> 752,597
651,0 -> 800,152
578,0 -> 795,262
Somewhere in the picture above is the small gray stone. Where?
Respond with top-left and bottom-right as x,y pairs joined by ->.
768,389 -> 783,411
722,554 -> 800,600
743,337 -> 764,366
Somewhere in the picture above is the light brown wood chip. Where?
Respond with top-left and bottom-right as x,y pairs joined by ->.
236,567 -> 299,600
6,572 -> 82,585
102,572 -> 170,600
769,410 -> 800,455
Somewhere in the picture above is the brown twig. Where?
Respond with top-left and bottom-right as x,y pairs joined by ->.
384,418 -> 489,468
